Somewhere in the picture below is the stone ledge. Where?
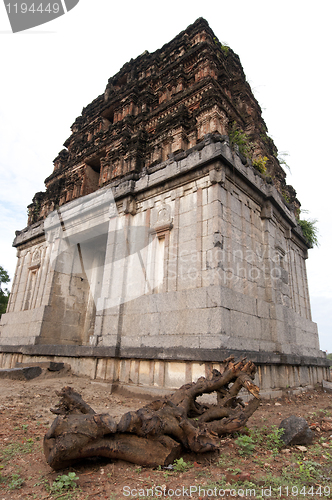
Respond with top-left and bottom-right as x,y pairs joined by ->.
322,380 -> 332,393
0,366 -> 42,381
0,344 -> 329,368
15,361 -> 65,371
13,221 -> 44,247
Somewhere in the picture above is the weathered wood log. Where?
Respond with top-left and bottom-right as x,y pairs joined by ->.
44,416 -> 181,469
50,386 -> 95,415
44,356 -> 261,469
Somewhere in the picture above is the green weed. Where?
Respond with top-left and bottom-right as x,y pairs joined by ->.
34,475 -> 51,492
229,122 -> 253,159
297,460 -> 321,482
249,424 -> 283,456
173,457 -> 193,472
235,434 -> 255,455
253,155 -> 268,174
0,439 -> 34,464
298,218 -> 319,247
226,467 -> 242,473
51,472 -> 79,493
264,425 -> 284,455
6,473 -> 24,490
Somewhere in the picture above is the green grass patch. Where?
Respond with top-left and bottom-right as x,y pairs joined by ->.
0,438 -> 35,464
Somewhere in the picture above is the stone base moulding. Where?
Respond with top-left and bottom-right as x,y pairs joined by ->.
0,346 -> 330,400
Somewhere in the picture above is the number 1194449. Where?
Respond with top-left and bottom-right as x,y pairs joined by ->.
5,3 -> 60,14
277,485 -> 331,496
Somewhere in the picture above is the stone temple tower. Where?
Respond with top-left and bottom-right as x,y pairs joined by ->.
0,18 -> 329,396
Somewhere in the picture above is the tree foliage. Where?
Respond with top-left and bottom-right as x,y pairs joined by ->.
0,266 -> 10,316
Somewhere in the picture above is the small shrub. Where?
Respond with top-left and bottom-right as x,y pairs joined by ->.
282,189 -> 290,203
297,460 -> 321,482
298,218 -> 319,247
173,457 -> 192,472
229,122 -> 253,159
249,424 -> 283,456
51,472 -> 79,493
213,37 -> 230,56
253,155 -> 268,174
220,44 -> 229,56
235,434 -> 255,455
265,425 -> 284,456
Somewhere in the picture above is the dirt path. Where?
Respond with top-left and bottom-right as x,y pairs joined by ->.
1,372 -> 332,499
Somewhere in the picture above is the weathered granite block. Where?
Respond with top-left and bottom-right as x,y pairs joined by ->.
208,307 -> 231,334
230,310 -> 262,340
0,366 -> 42,380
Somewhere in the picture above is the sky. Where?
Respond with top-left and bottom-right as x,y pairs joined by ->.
0,0 -> 331,351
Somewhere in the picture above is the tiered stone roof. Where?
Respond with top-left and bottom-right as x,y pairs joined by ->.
28,18 -> 298,225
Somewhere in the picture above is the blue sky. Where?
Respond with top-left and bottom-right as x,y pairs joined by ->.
0,0 -> 331,351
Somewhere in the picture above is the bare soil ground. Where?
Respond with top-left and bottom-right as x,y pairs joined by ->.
1,371 -> 332,500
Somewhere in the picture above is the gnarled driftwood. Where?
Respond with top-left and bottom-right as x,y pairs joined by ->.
44,356 -> 260,469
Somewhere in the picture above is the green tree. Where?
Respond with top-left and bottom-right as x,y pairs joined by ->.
0,266 -> 10,316
327,353 -> 332,360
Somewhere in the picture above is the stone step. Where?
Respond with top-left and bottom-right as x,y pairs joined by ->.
15,361 -> 66,371
0,366 -> 42,381
323,379 -> 332,393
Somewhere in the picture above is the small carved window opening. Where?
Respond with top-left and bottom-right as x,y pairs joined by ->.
24,268 -> 38,311
154,235 -> 165,293
275,246 -> 286,269
148,209 -> 173,294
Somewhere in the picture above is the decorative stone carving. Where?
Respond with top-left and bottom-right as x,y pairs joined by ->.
28,249 -> 41,271
153,204 -> 173,236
